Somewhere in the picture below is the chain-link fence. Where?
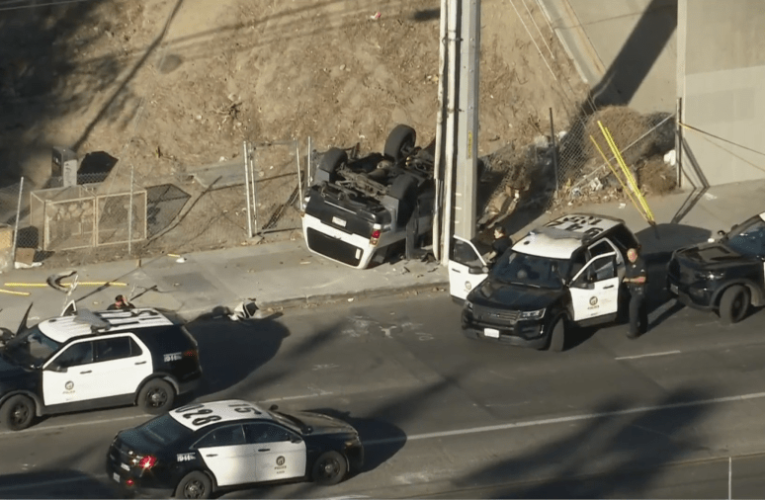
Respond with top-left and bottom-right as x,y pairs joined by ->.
0,138 -> 310,269
244,140 -> 304,237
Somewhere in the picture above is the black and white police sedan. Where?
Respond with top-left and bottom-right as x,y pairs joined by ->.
0,308 -> 202,431
106,399 -> 364,498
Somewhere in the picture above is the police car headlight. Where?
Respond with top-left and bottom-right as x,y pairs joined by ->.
520,309 -> 545,320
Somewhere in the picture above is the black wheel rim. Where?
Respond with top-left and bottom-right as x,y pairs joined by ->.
184,479 -> 205,499
10,402 -> 29,427
147,387 -> 168,408
318,457 -> 341,480
733,294 -> 745,318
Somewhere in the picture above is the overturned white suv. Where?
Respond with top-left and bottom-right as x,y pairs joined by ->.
449,214 -> 641,351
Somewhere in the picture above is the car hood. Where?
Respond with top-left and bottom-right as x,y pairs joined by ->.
292,412 -> 357,436
0,353 -> 28,380
676,241 -> 752,268
468,279 -> 563,311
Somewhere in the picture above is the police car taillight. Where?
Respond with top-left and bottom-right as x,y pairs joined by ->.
370,229 -> 381,246
137,455 -> 157,470
183,349 -> 198,360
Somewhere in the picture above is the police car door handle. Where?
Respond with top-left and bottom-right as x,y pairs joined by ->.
135,361 -> 147,365
258,448 -> 270,452
80,370 -> 92,374
603,285 -> 615,289
205,453 -> 217,457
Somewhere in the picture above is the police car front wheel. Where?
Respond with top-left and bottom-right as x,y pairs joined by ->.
138,379 -> 176,415
174,471 -> 212,499
312,450 -> 348,486
0,394 -> 35,431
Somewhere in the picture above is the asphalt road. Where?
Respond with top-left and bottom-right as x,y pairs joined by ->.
4,292 -> 765,498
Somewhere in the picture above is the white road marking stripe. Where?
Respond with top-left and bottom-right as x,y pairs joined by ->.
0,414 -> 150,437
365,391 -> 765,446
614,350 -> 682,361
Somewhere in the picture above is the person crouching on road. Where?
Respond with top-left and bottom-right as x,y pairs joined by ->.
623,248 -> 648,338
108,294 -> 135,311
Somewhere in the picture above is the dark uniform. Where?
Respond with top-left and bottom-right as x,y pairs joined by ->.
624,256 -> 648,336
492,235 -> 513,257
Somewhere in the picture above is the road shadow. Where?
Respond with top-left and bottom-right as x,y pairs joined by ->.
449,387 -> 712,498
301,408 -> 407,474
0,470 -> 116,499
183,313 -> 290,400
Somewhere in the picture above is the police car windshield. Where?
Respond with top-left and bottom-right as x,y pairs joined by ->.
138,415 -> 193,445
724,219 -> 765,256
267,410 -> 303,433
3,326 -> 61,368
490,250 -> 570,289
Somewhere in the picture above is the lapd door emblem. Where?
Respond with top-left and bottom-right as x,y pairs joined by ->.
589,296 -> 598,306
276,456 -> 285,466
65,381 -> 74,391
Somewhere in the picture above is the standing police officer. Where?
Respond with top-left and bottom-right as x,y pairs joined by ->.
623,247 -> 648,338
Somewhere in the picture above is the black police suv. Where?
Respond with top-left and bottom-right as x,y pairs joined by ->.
458,214 -> 641,351
106,399 -> 364,498
0,307 -> 202,431
667,212 -> 765,324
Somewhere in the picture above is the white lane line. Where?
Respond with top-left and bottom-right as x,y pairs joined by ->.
614,350 -> 682,361
0,414 -> 150,437
365,390 -> 765,446
261,391 -> 336,403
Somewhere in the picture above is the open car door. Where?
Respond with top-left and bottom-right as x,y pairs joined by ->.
448,236 -> 490,301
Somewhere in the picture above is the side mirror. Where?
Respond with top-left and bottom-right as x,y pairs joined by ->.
48,364 -> 67,373
468,266 -> 485,275
291,436 -> 303,444
269,404 -> 279,411
481,266 -> 489,274
717,230 -> 725,237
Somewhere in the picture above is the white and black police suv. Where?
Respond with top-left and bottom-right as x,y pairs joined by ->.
450,214 -> 640,351
106,399 -> 364,498
0,308 -> 202,431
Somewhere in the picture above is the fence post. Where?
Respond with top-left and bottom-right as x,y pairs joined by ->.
307,136 -> 313,186
549,108 -> 558,192
128,165 -> 134,255
295,140 -> 304,210
243,141 -> 253,238
12,177 -> 24,267
251,145 -> 258,235
676,97 -> 683,188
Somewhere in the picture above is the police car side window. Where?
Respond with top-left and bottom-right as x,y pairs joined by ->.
94,337 -> 140,363
53,342 -> 94,368
244,423 -> 294,444
194,425 -> 246,448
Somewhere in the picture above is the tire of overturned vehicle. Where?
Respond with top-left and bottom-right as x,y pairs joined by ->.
318,147 -> 348,179
384,124 -> 416,161
719,285 -> 750,325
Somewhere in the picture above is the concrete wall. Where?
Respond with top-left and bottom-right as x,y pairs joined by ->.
680,0 -> 765,186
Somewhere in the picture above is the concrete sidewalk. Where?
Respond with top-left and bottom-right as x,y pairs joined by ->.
0,240 -> 447,324
2,180 -> 761,327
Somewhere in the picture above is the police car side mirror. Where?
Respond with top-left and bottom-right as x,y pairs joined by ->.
717,230 -> 725,237
482,266 -> 489,274
291,436 -> 303,444
47,364 -> 67,373
269,404 -> 279,411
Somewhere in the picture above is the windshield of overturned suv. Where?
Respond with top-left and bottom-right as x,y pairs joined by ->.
2,326 -> 61,368
490,250 -> 571,289
724,218 -> 765,256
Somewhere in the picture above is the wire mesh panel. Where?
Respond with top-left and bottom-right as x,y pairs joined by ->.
96,190 -> 147,246
43,196 -> 96,251
250,140 -> 303,235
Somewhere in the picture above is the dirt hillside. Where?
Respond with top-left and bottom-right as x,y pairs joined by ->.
0,0 -> 586,260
